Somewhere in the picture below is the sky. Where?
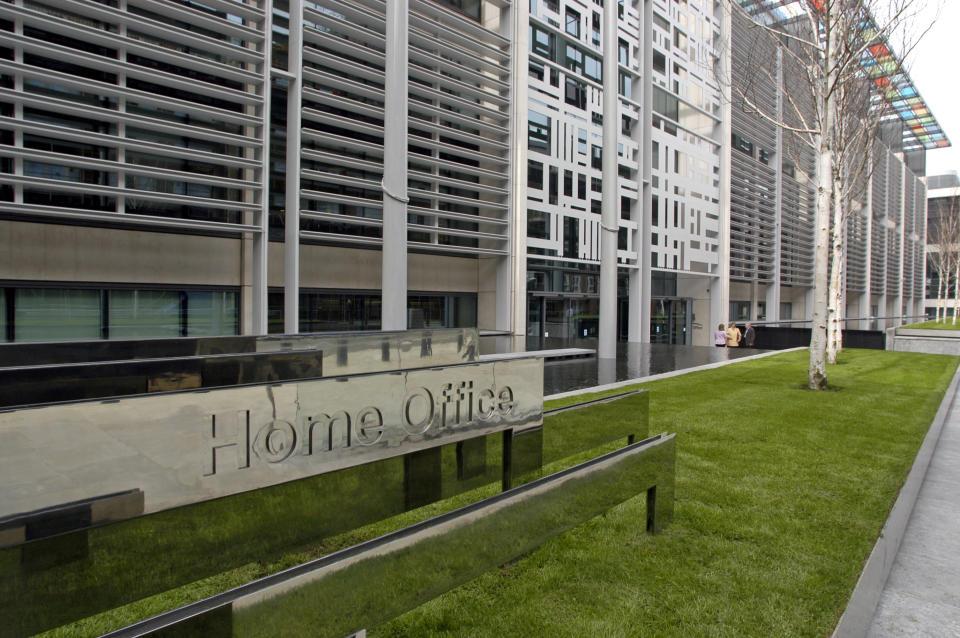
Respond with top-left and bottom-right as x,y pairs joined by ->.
905,1 -> 960,177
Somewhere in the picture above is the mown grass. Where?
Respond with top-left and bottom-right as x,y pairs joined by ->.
372,349 -> 956,638
901,319 -> 960,330
40,349 -> 956,638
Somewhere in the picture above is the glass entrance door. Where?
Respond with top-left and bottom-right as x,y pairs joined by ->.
650,298 -> 689,345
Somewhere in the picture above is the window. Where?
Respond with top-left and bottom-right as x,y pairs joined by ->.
618,39 -> 629,65
528,209 -> 551,239
565,77 -> 586,110
564,169 -> 573,197
592,12 -> 600,45
591,145 -> 602,170
565,8 -> 580,37
563,216 -> 579,258
528,111 -> 551,153
759,149 -> 771,165
529,60 -> 545,81
565,45 -> 583,74
578,128 -> 588,155
4,286 -> 239,342
584,54 -> 601,82
729,301 -> 750,322
783,160 -> 795,178
732,133 -> 753,156
530,25 -> 555,59
432,0 -> 481,20
528,160 -> 544,189
109,290 -> 182,338
653,12 -> 670,32
549,165 -> 558,204
619,72 -> 631,97
14,288 -> 102,342
653,86 -> 679,121
673,28 -> 687,50
653,50 -> 666,74
578,174 -> 586,199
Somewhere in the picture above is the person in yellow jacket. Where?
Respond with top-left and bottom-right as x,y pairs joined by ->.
725,321 -> 742,347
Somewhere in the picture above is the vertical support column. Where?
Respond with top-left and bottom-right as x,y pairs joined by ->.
860,146 -> 874,329
877,150 -> 889,330
919,182 -> 929,320
598,0 -> 619,359
712,1 -> 732,334
630,0 -> 653,344
12,1 -> 22,207
251,3 -> 273,335
895,159 -> 906,326
381,0 -> 409,331
766,48 -> 783,325
505,0 -> 526,346
284,0 -> 304,335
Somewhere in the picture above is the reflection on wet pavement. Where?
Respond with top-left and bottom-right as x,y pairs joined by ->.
539,343 -> 767,396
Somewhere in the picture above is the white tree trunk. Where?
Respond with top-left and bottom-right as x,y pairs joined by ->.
953,258 -> 960,325
827,164 -> 844,364
937,272 -> 944,323
809,8 -> 839,390
810,129 -> 831,388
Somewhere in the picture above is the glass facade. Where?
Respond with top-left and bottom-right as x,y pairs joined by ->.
2,287 -> 239,343
268,290 -> 477,334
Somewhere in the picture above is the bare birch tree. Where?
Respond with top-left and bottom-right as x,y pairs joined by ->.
722,0 -> 934,388
928,196 -> 959,322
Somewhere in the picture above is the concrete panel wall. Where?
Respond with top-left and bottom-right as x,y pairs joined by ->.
728,281 -> 752,301
780,285 -> 808,319
0,221 -> 242,286
679,274 -> 711,346
268,243 -> 481,293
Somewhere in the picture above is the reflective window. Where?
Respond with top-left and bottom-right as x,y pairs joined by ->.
109,290 -> 182,338
14,288 -> 102,342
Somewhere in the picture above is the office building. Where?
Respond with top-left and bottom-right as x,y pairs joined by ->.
0,0 -> 948,345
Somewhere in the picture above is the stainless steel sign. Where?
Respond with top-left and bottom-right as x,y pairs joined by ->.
0,358 -> 543,519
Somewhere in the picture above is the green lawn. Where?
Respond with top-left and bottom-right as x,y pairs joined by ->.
901,319 -> 960,330
374,349 -> 956,638
42,349 -> 957,638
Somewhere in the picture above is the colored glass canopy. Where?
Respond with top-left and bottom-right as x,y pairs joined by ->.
734,0 -> 950,152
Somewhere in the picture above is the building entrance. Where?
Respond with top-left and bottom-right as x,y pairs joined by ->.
651,298 -> 691,345
527,296 -> 599,342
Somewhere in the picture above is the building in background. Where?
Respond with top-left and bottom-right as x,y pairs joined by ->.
727,1 -> 932,333
0,0 -> 948,345
924,172 -> 960,319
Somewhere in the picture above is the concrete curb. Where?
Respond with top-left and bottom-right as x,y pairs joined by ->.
545,347 -> 807,401
831,362 -> 960,638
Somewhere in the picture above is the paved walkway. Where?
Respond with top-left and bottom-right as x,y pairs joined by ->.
868,386 -> 960,637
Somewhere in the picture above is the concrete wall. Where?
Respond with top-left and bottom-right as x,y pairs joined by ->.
0,221 -> 243,286
679,274 -> 712,346
889,330 -> 960,355
780,285 -> 808,320
1,222 -> 483,296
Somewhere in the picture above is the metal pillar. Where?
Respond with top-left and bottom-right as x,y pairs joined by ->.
599,0 -> 619,359
283,0 -> 303,334
381,0 -> 409,331
712,2 -> 733,332
630,0 -> 653,344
